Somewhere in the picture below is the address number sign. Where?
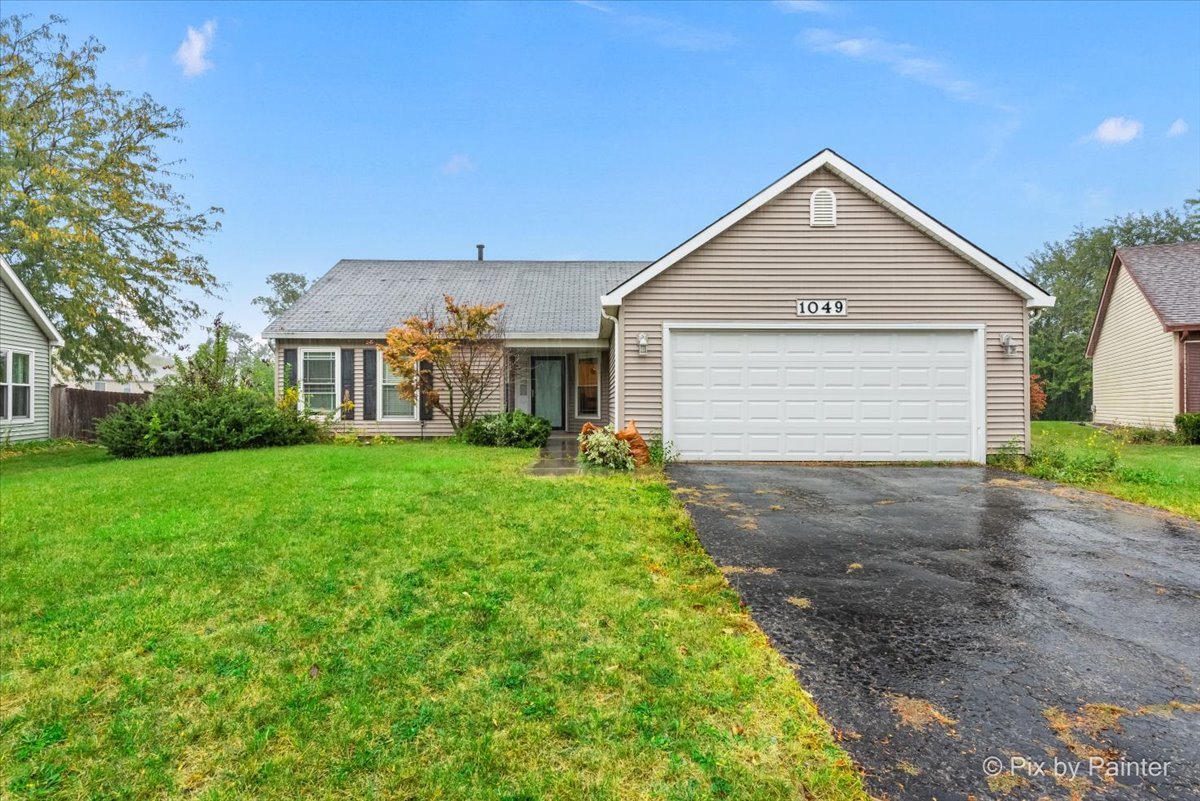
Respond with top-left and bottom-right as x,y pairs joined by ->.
795,299 -> 847,316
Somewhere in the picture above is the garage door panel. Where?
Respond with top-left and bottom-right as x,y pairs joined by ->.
668,329 -> 979,461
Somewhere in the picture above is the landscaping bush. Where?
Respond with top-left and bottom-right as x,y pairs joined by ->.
459,410 -> 551,448
647,432 -> 680,466
1110,424 -> 1175,445
1176,413 -> 1200,445
577,425 -> 634,471
1025,441 -> 1120,484
96,386 -> 325,458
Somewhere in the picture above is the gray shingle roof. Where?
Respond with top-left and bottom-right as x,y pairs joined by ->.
1116,242 -> 1200,328
263,260 -> 649,338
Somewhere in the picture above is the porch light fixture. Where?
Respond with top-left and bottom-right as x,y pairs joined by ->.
1000,334 -> 1018,357
637,333 -> 648,355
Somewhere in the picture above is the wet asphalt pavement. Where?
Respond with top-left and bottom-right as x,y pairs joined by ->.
668,465 -> 1200,800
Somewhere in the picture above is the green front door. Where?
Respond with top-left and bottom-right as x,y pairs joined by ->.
532,357 -> 565,430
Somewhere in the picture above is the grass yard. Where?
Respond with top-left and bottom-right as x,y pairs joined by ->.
1029,422 -> 1200,520
0,442 -> 864,800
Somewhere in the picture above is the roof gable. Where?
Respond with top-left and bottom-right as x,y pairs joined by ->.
1087,242 -> 1200,356
601,149 -> 1054,308
0,255 -> 64,346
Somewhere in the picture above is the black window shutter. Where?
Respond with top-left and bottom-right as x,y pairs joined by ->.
340,349 -> 355,420
362,348 -> 377,421
419,360 -> 434,421
283,348 -> 298,389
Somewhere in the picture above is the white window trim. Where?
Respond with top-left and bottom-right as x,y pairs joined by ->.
1,349 -> 35,422
297,347 -> 341,419
378,350 -> 419,421
660,321 -> 988,464
574,352 -> 602,420
809,188 -> 837,227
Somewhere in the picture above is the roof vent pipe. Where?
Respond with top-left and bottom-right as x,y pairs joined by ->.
476,244 -> 485,261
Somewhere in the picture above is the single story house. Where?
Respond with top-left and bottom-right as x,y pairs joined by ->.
1,255 -> 64,442
265,149 -> 1055,462
1086,241 -> 1200,429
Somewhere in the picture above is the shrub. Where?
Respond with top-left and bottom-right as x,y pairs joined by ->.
1025,438 -> 1120,484
460,410 -> 551,448
577,425 -> 634,471
96,387 -> 326,458
1175,413 -> 1200,445
1111,425 -> 1174,445
1029,374 -> 1047,420
986,437 -> 1025,470
647,433 -> 680,466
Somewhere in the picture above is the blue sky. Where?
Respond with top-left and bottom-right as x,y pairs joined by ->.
10,0 -> 1200,343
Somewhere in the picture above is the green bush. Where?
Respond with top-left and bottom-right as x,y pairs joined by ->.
460,410 -> 551,448
1175,413 -> 1200,445
96,387 -> 325,458
577,425 -> 634,471
1025,443 -> 1120,484
647,432 -> 680,466
1111,424 -> 1174,445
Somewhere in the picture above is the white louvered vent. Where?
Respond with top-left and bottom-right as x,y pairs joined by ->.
809,188 -> 837,227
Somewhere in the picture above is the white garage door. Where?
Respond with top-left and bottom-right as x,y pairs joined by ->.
666,328 -> 981,462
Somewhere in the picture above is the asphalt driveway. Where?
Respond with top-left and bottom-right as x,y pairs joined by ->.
668,465 -> 1200,800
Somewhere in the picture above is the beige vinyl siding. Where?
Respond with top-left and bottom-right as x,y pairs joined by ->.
619,167 -> 1030,453
275,339 -> 503,437
0,279 -> 53,442
1091,265 -> 1179,429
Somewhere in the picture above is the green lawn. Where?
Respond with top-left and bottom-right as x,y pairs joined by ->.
1030,422 -> 1200,519
0,442 -> 864,800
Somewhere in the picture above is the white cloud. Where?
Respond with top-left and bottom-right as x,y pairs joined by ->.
1086,116 -> 1143,145
775,0 -> 831,13
1167,118 -> 1189,137
800,29 -> 977,101
574,0 -> 736,52
441,154 -> 475,175
174,20 -> 217,78
573,0 -> 613,12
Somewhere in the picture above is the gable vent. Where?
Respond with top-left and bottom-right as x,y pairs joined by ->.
809,188 -> 837,227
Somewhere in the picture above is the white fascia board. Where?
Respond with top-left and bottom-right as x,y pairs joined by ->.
0,255 -> 65,346
266,330 -> 607,347
505,338 -> 609,349
600,149 -> 1055,309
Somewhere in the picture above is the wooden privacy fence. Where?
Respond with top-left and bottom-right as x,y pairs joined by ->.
51,385 -> 150,441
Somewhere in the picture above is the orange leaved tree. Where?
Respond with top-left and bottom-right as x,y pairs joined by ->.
1030,373 -> 1048,420
381,295 -> 508,432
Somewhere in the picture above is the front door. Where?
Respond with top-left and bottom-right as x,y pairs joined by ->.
532,357 -> 565,430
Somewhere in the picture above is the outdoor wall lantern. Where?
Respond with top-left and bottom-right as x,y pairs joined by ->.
637,333 -> 649,355
1000,333 -> 1018,357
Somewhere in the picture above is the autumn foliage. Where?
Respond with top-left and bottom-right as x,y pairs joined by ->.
381,295 -> 508,432
1030,373 -> 1048,420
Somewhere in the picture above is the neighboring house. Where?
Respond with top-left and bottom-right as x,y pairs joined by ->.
265,149 -> 1055,462
1086,241 -> 1200,429
57,352 -> 176,394
0,255 -> 63,442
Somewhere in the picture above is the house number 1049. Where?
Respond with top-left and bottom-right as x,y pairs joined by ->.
796,299 -> 847,316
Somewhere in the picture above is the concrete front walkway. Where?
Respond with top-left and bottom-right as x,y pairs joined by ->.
670,464 -> 1200,800
527,433 -> 585,476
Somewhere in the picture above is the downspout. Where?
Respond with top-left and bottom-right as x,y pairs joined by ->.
601,307 -> 620,427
